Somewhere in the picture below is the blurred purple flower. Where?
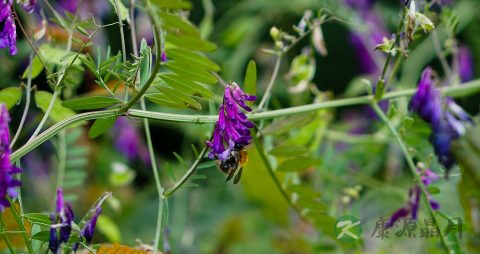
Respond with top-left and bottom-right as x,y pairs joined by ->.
49,189 -> 75,253
206,82 -> 256,160
0,104 -> 21,211
409,67 -> 443,127
161,51 -> 167,62
409,67 -> 473,172
347,2 -> 388,76
0,0 -> 17,55
345,0 -> 375,14
350,33 -> 378,75
73,206 -> 102,251
59,0 -> 79,13
18,0 -> 36,13
113,117 -> 150,164
385,169 -> 440,228
458,46 -> 475,82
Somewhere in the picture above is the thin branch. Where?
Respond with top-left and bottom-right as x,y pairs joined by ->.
163,145 -> 208,198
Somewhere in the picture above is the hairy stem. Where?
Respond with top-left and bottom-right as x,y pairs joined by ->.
141,101 -> 164,253
370,102 -> 451,253
10,79 -> 480,163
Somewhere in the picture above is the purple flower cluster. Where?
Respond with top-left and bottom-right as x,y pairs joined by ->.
385,169 -> 439,228
49,189 -> 75,254
206,82 -> 256,160
409,67 -> 473,171
0,104 -> 21,211
49,188 -> 105,252
0,0 -> 17,55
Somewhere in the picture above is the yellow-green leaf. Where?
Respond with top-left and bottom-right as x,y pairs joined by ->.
0,87 -> 22,109
34,91 -> 77,124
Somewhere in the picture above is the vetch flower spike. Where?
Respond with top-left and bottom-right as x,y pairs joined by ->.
0,104 -> 21,211
0,0 -> 17,55
206,82 -> 256,183
409,67 -> 474,174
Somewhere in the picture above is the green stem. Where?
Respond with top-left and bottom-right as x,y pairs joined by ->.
11,54 -> 33,149
120,12 -> 162,113
7,197 -> 34,254
379,8 -> 406,82
10,79 -> 480,162
257,54 -> 282,111
55,130 -> 66,191
163,146 -> 208,198
113,0 -> 128,101
141,101 -> 164,253
0,215 -> 16,254
370,102 -> 451,253
28,88 -> 59,141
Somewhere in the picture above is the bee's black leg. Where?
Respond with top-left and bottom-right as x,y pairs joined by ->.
225,168 -> 236,182
233,167 -> 243,184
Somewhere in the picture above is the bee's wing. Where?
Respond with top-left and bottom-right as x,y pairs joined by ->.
233,167 -> 243,184
225,167 -> 236,182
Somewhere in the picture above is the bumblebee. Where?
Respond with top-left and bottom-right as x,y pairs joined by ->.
216,147 -> 248,184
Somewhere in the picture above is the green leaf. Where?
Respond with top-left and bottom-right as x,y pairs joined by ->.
88,117 -> 118,138
269,145 -> 309,157
97,215 -> 122,243
427,185 -> 441,195
32,231 -> 50,242
22,56 -> 44,79
263,113 -> 316,135
166,48 -> 220,72
145,93 -> 187,109
151,0 -> 191,9
108,0 -> 130,22
277,156 -> 321,172
0,87 -> 22,109
153,87 -> 202,110
244,60 -> 257,97
165,61 -> 217,84
159,12 -> 200,37
166,33 -> 216,52
34,91 -> 78,124
62,96 -> 122,110
157,73 -> 213,98
23,213 -> 51,226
